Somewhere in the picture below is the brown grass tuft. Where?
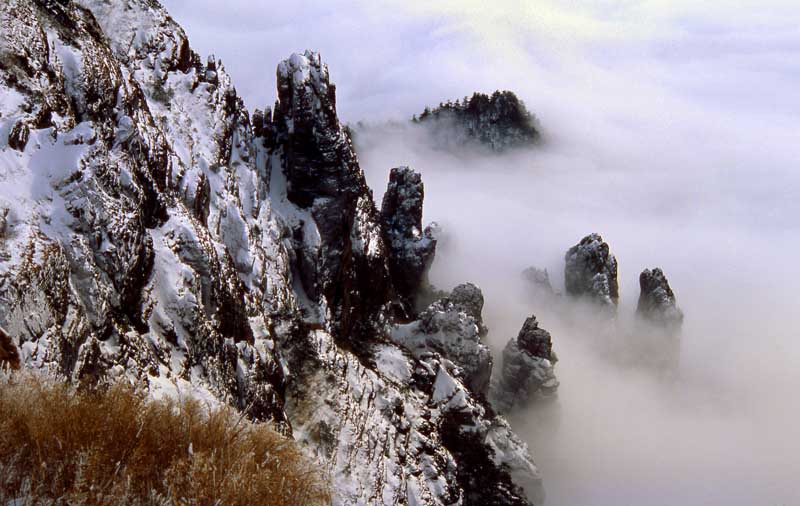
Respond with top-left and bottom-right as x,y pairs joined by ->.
0,373 -> 330,506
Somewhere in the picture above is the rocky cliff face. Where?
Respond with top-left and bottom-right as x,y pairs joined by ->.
0,1 -> 543,504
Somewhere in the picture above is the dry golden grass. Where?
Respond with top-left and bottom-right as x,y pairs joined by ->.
0,373 -> 330,506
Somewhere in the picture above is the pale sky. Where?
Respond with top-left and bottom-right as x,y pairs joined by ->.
160,0 -> 799,125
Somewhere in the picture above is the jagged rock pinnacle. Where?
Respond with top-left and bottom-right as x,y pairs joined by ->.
637,268 -> 683,331
491,316 -> 559,414
564,233 -> 619,308
380,166 -> 437,316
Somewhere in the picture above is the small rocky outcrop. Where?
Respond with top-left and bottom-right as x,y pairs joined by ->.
564,233 -> 619,308
450,282 -> 487,335
491,316 -> 559,414
7,121 -> 29,152
0,206 -> 9,238
414,91 -> 540,151
380,166 -> 437,316
392,284 -> 493,397
0,327 -> 20,370
637,268 -> 683,332
634,268 -> 683,371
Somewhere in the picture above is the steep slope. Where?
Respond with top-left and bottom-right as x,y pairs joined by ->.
0,0 -> 291,422
0,1 -> 544,504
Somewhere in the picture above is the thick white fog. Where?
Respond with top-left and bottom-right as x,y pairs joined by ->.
163,1 -> 800,504
355,121 -> 800,505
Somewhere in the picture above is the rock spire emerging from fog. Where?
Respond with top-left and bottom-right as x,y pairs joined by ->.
414,91 -> 540,151
380,166 -> 437,316
637,268 -> 683,331
272,50 -> 392,347
491,316 -> 559,414
635,268 -> 683,370
564,233 -> 619,308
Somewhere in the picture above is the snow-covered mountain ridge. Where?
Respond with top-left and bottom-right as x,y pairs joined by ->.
0,1 -> 546,504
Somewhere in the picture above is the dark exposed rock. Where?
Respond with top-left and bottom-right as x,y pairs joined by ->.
415,91 -> 540,151
440,411 -> 532,506
380,166 -> 437,316
190,171 -> 211,224
491,316 -> 559,414
634,268 -> 683,371
204,55 -> 218,85
564,233 -> 619,308
517,316 -> 554,360
8,120 -> 29,151
450,282 -> 487,335
251,107 -> 275,147
273,51 -> 392,348
0,207 -> 9,237
637,268 -> 683,331
0,327 -> 20,370
173,35 -> 193,73
274,52 -> 358,208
